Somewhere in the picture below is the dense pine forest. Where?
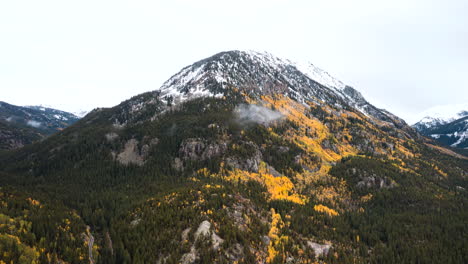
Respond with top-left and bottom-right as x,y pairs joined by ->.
0,50 -> 467,263
0,93 -> 466,264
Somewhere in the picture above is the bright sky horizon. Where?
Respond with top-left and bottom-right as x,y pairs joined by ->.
1,0 -> 467,124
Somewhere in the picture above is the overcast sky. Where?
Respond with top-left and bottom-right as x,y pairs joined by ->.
1,0 -> 467,123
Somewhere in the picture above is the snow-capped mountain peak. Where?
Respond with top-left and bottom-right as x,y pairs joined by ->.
156,50 -> 404,127
413,104 -> 468,149
159,50 -> 348,102
413,103 -> 468,127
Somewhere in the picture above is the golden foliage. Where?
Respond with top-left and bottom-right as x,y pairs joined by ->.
267,208 -> 290,263
360,193 -> 373,203
434,165 -> 448,178
26,197 -> 41,207
211,162 -> 306,205
314,204 -> 339,217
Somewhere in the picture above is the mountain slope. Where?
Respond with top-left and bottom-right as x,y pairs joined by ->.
423,116 -> 468,148
0,101 -> 80,149
413,104 -> 468,149
0,51 -> 467,264
159,51 -> 407,128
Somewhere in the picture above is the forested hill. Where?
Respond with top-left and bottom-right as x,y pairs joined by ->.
0,51 -> 467,264
0,101 -> 80,150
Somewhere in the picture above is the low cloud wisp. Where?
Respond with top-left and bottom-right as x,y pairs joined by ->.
234,104 -> 284,126
27,120 -> 42,128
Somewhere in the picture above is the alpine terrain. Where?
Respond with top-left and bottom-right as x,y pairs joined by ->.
0,51 -> 467,264
0,101 -> 80,150
413,104 -> 468,150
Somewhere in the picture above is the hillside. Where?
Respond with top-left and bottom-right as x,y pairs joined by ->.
413,104 -> 468,149
0,51 -> 467,264
0,101 -> 80,150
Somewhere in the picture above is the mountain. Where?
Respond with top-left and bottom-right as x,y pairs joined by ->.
0,101 -> 80,149
72,109 -> 91,118
159,51 -> 407,127
0,51 -> 467,264
413,104 -> 468,149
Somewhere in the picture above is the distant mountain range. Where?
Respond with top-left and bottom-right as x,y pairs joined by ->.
0,101 -> 80,149
413,104 -> 468,149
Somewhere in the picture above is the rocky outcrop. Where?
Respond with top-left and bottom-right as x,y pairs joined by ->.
179,138 -> 227,161
225,142 -> 263,172
356,175 -> 396,189
82,226 -> 95,264
116,139 -> 145,166
307,241 -> 332,257
350,168 -> 397,189
194,220 -> 224,250
114,137 -> 159,166
180,220 -> 224,264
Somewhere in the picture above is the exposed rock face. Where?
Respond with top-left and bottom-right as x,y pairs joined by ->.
179,138 -> 227,161
180,247 -> 197,264
116,139 -> 145,166
356,175 -> 396,189
180,220 -> 225,264
321,138 -> 340,153
130,218 -> 141,227
181,228 -> 191,242
81,226 -> 95,264
225,142 -> 263,172
225,243 -> 244,262
349,167 -> 397,189
307,241 -> 332,257
194,220 -> 211,239
194,220 -> 224,250
115,138 -> 159,166
173,157 -> 184,171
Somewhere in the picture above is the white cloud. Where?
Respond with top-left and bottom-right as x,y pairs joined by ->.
27,120 -> 41,128
235,104 -> 284,126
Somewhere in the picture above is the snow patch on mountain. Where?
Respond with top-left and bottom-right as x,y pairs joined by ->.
73,110 -> 90,118
413,103 -> 468,127
290,60 -> 346,91
451,130 -> 468,148
245,50 -> 347,92
413,104 -> 468,148
158,50 -> 349,103
156,50 -> 400,127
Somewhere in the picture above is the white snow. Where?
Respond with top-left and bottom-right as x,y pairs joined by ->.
155,50 -> 380,117
451,130 -> 468,147
291,60 -> 346,91
73,110 -> 90,118
244,50 -> 346,91
53,114 -> 68,120
158,63 -> 224,104
413,103 -> 468,126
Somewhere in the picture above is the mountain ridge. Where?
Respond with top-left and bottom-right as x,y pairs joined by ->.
0,51 -> 466,264
413,104 -> 468,149
0,101 -> 80,149
157,50 -> 408,128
